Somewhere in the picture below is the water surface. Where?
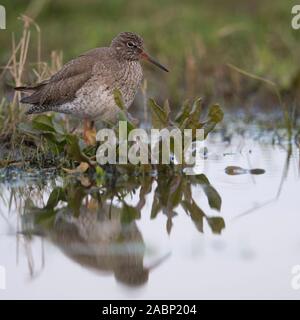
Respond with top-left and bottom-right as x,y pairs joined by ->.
0,131 -> 299,299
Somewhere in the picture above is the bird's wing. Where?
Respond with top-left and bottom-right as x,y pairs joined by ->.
18,49 -> 108,106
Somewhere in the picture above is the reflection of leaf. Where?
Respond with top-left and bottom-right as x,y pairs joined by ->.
206,216 -> 225,234
150,194 -> 161,219
21,167 -> 225,240
153,175 -> 183,216
193,174 -> 222,211
182,200 -> 205,233
151,175 -> 184,234
166,176 -> 183,213
35,210 -> 56,227
46,187 -> 65,208
24,194 -> 59,229
151,173 -> 221,235
166,217 -> 173,235
121,203 -> 140,224
137,177 -> 153,211
66,185 -> 86,217
203,184 -> 221,211
182,198 -> 225,234
80,175 -> 92,187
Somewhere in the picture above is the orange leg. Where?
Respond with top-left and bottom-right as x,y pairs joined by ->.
83,119 -> 89,144
83,119 -> 96,145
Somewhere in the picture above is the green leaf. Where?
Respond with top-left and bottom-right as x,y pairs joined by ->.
202,104 -> 224,138
18,122 -> 40,136
113,88 -> 125,110
65,134 -> 91,163
32,115 -> 56,133
208,104 -> 224,123
52,120 -> 66,135
163,99 -> 171,118
188,98 -> 203,127
117,111 -> 136,131
35,132 -> 64,155
149,98 -> 169,129
175,100 -> 191,126
53,133 -> 67,143
95,165 -> 105,185
177,98 -> 203,131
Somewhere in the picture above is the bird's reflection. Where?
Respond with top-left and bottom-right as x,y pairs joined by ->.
24,196 -> 157,286
20,173 -> 224,287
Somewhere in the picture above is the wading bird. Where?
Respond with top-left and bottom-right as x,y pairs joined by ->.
15,32 -> 168,143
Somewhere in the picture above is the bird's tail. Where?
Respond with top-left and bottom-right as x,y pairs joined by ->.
15,82 -> 47,104
15,79 -> 48,92
15,86 -> 35,104
15,86 -> 30,91
15,85 -> 39,93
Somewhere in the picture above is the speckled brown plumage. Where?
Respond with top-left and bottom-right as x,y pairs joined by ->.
15,32 -> 168,123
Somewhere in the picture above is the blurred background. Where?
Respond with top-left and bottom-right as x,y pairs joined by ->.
1,0 -> 300,111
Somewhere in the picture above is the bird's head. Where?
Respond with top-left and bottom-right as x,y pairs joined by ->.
111,32 -> 169,72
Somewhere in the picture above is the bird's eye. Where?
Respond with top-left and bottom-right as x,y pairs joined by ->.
127,41 -> 135,48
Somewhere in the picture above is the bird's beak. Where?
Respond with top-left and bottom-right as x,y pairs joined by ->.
146,252 -> 171,271
140,51 -> 169,72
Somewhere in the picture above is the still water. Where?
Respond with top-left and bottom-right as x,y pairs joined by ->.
0,129 -> 300,299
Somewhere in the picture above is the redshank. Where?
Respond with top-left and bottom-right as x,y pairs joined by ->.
15,32 -> 168,141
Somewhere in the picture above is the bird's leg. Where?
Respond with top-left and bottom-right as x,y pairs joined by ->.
83,119 -> 96,145
83,119 -> 89,143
